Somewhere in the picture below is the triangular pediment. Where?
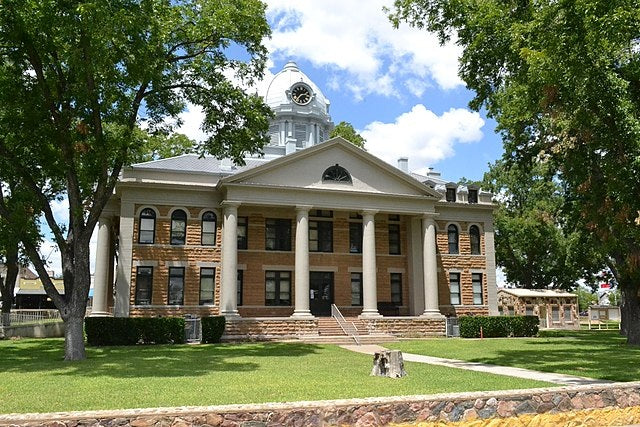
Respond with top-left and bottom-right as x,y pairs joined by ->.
221,138 -> 441,198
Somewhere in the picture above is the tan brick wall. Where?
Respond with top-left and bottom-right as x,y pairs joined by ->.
223,318 -> 318,339
435,219 -> 489,317
127,206 -> 491,319
363,318 -> 446,337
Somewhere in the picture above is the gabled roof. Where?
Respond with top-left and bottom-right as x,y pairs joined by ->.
220,137 -> 443,199
498,288 -> 577,298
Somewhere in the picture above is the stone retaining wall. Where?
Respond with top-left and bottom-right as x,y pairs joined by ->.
4,382 -> 640,426
1,321 -> 65,339
222,318 -> 318,341
363,317 -> 446,337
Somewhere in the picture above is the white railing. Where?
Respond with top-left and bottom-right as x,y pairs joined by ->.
331,304 -> 360,345
1,309 -> 62,326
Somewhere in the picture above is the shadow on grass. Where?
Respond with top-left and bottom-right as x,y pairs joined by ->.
464,331 -> 640,382
0,339 -> 324,379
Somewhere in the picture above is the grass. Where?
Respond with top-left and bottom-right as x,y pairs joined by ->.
0,338 -> 550,414
388,330 -> 640,382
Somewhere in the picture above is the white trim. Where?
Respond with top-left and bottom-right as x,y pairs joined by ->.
133,260 -> 159,267
197,262 -> 220,268
447,268 -> 462,273
166,261 -> 189,267
466,222 -> 484,233
168,206 -> 192,219
198,208 -> 221,220
135,205 -> 160,217
470,269 -> 486,274
348,267 -> 363,273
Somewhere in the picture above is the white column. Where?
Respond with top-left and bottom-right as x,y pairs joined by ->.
422,215 -> 443,318
91,216 -> 112,316
292,206 -> 313,318
115,201 -> 134,317
360,210 -> 381,318
220,202 -> 240,317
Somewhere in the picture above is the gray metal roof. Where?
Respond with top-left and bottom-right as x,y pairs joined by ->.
131,155 -> 270,175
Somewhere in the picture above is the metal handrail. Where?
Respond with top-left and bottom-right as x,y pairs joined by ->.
331,304 -> 360,345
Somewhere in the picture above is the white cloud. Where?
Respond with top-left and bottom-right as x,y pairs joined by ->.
265,0 -> 463,98
361,104 -> 484,170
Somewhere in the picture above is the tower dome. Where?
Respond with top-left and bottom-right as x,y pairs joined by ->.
263,61 -> 333,151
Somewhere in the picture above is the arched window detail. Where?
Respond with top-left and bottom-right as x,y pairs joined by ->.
171,209 -> 187,245
448,224 -> 459,254
201,211 -> 217,246
138,208 -> 156,244
470,225 -> 481,255
322,164 -> 352,183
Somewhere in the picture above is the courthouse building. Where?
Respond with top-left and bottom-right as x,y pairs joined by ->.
91,62 -> 498,338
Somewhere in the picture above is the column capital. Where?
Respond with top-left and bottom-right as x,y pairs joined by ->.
422,212 -> 439,220
221,201 -> 241,209
295,205 -> 313,213
361,209 -> 379,217
98,215 -> 113,225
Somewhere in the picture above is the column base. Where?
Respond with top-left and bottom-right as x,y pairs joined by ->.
291,310 -> 315,319
420,310 -> 445,319
359,310 -> 383,319
221,310 -> 241,318
88,310 -> 112,317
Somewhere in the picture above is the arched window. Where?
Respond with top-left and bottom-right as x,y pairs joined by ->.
171,209 -> 187,245
201,211 -> 217,246
470,225 -> 481,255
138,208 -> 156,244
322,164 -> 352,183
448,224 -> 459,254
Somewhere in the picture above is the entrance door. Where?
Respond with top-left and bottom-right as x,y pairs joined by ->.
310,272 -> 334,316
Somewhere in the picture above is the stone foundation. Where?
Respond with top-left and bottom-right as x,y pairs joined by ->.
222,318 -> 318,341
2,382 -> 640,426
362,317 -> 446,337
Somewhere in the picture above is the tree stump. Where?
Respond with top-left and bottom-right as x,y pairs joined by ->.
371,350 -> 407,378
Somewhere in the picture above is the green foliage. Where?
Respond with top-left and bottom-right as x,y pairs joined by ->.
483,160 -> 605,290
389,0 -> 640,343
131,131 -> 196,163
201,316 -> 226,343
330,121 -> 366,148
85,317 -> 185,346
0,0 -> 272,358
459,316 -> 538,338
576,287 -> 598,312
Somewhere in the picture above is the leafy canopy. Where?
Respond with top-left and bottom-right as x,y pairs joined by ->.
330,121 -> 366,148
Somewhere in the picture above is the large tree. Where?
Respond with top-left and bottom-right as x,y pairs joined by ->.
0,0 -> 272,359
484,160 -> 605,290
390,0 -> 640,343
330,121 -> 366,148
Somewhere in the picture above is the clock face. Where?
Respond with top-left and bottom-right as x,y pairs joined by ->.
291,84 -> 312,105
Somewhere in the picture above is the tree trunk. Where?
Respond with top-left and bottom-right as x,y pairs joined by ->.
620,280 -> 640,346
0,245 -> 19,328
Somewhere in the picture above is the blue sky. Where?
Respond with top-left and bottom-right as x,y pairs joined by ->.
42,0 -> 507,278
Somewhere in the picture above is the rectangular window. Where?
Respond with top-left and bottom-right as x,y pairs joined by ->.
390,273 -> 402,305
450,272 -> 461,305
309,220 -> 333,252
265,218 -> 291,251
135,267 -> 153,305
199,268 -> 215,305
446,187 -> 456,202
552,306 -> 560,322
237,216 -> 248,250
388,223 -> 401,255
349,222 -> 362,253
351,273 -> 363,306
139,218 -> 155,244
468,189 -> 478,203
265,271 -> 291,306
168,267 -> 184,305
564,306 -> 572,322
525,305 -> 534,316
472,273 -> 483,305
237,270 -> 243,306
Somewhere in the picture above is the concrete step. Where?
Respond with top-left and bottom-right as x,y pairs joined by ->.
300,334 -> 398,345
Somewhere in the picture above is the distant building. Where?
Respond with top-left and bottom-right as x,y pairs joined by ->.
497,288 -> 579,329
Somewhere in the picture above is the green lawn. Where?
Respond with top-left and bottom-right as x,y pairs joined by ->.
388,330 -> 640,382
0,338 -> 550,414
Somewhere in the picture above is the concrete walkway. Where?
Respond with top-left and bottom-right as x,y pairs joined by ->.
341,344 -> 613,386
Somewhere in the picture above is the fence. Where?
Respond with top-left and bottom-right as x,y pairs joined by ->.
1,309 -> 61,326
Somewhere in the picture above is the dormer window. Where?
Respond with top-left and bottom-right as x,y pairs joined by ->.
446,187 -> 457,202
468,188 -> 478,203
322,164 -> 352,183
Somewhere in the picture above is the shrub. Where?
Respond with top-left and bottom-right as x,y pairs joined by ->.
201,316 -> 226,343
459,315 -> 538,338
85,317 -> 185,346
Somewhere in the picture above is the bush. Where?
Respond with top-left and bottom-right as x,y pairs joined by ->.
201,316 -> 226,343
85,317 -> 185,346
459,315 -> 538,338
